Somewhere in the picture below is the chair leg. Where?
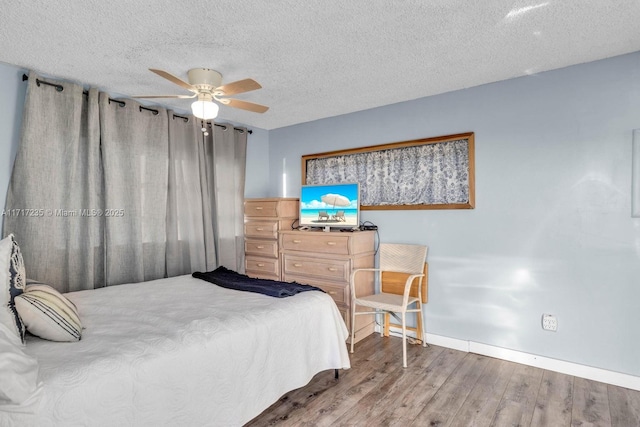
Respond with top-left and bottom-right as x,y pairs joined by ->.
402,312 -> 407,368
350,305 -> 356,354
383,312 -> 390,337
417,303 -> 427,347
421,306 -> 427,348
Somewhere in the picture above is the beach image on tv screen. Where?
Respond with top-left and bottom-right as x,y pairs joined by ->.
300,183 -> 359,227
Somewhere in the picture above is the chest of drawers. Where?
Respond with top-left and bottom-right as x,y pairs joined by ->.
279,230 -> 376,343
244,198 -> 298,280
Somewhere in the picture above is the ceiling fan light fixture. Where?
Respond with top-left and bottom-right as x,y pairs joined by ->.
191,96 -> 219,120
137,68 -> 267,116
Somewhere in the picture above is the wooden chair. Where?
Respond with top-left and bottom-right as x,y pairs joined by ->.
350,243 -> 428,368
318,211 -> 330,221
381,261 -> 428,344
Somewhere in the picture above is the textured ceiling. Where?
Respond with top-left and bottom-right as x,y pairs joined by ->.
1,1 -> 639,130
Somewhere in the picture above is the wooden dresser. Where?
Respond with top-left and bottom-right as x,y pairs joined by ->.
244,198 -> 299,281
279,229 -> 376,343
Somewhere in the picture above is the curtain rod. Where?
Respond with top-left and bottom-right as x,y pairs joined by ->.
22,74 -> 253,134
171,114 -> 252,134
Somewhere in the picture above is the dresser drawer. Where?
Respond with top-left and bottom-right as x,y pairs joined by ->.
244,220 -> 279,239
245,256 -> 279,277
283,254 -> 350,283
316,283 -> 346,304
244,200 -> 279,217
244,239 -> 278,258
281,233 -> 351,255
285,274 -> 347,304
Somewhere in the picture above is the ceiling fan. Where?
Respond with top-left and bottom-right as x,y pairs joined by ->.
134,68 -> 268,120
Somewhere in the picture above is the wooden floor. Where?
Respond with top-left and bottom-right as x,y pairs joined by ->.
246,334 -> 640,426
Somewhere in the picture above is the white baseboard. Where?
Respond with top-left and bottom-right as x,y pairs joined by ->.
376,326 -> 640,391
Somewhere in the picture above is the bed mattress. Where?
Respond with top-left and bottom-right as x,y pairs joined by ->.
1,274 -> 350,426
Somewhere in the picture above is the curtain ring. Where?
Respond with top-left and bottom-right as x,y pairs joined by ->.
172,114 -> 189,123
35,78 -> 63,92
139,105 -> 159,115
108,98 -> 126,107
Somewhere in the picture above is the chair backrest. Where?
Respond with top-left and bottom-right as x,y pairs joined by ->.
379,243 -> 428,274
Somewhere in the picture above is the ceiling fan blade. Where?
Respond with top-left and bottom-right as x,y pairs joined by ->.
215,79 -> 262,96
149,69 -> 196,92
133,94 -> 197,99
219,98 -> 269,113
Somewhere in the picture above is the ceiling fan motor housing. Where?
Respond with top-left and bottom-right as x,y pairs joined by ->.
188,68 -> 222,91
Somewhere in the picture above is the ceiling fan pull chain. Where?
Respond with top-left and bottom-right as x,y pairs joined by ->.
200,119 -> 209,135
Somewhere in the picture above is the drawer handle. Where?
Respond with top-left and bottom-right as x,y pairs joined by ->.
328,291 -> 337,295
292,239 -> 302,243
328,267 -> 338,272
255,227 -> 264,231
256,245 -> 265,249
256,263 -> 265,267
326,241 -> 336,246
294,263 -> 303,267
255,206 -> 263,210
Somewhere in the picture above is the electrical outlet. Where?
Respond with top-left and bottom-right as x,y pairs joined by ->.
542,314 -> 558,331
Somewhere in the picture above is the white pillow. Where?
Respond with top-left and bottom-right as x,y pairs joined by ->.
0,234 -> 26,343
15,283 -> 82,342
0,323 -> 39,405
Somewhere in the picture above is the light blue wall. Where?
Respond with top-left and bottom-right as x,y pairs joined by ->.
0,62 -> 27,231
268,52 -> 640,376
244,127 -> 270,197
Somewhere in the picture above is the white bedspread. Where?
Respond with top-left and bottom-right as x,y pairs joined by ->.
1,275 -> 350,426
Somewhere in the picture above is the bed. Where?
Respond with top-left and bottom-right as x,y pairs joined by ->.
0,274 -> 351,426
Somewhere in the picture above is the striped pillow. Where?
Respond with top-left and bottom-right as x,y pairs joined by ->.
15,283 -> 82,342
0,234 -> 26,343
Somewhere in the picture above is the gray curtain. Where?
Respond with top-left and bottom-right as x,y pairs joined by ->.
99,95 -> 168,286
166,115 -> 216,276
206,124 -> 247,272
5,73 -> 248,291
3,72 -> 103,292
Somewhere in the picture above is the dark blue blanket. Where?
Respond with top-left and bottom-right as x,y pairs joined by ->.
192,266 -> 324,298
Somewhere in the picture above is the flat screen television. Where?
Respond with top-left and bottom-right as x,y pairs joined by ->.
299,182 -> 360,229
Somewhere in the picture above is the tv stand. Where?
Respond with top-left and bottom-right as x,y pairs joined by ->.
279,229 -> 376,343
